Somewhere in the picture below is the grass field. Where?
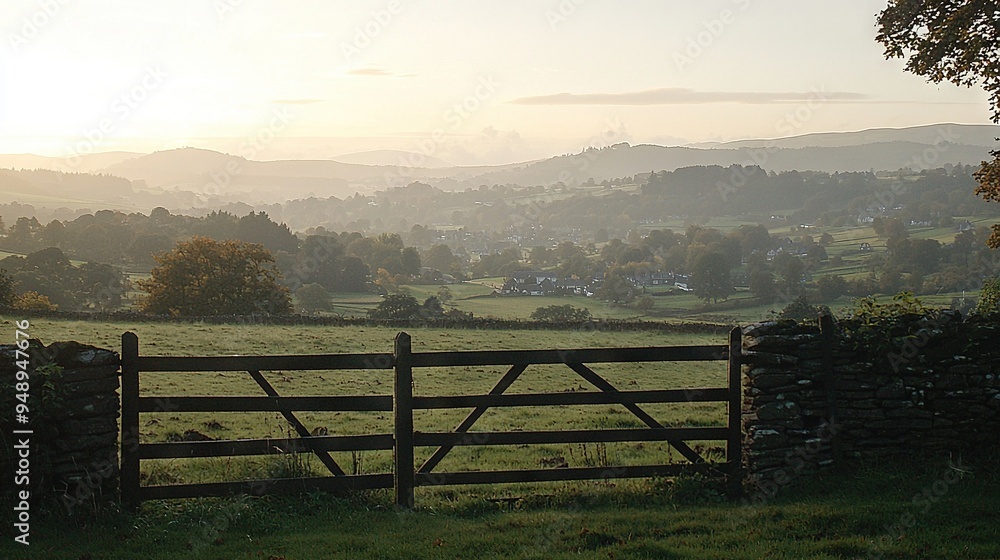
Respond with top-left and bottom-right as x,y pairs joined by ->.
7,317 -> 1000,559
6,454 -> 998,559
18,317 -> 732,494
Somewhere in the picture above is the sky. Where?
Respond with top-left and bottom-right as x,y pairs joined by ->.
0,0 -> 993,165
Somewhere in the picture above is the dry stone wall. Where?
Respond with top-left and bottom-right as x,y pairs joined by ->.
742,314 -> 1000,490
1,341 -> 120,512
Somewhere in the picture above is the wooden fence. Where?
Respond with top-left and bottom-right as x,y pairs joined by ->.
120,328 -> 742,510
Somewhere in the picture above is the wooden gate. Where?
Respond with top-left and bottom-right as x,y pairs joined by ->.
120,328 -> 741,509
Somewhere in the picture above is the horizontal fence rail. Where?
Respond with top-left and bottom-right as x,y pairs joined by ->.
409,346 -> 728,368
120,328 -> 742,510
135,353 -> 395,372
138,434 -> 396,459
136,395 -> 394,413
412,388 -> 730,409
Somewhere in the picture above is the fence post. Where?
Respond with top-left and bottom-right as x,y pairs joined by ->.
726,326 -> 743,499
120,332 -> 140,512
394,331 -> 415,509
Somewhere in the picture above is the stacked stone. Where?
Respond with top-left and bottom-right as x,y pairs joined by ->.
742,320 -> 838,488
1,341 -> 120,510
742,314 -> 1000,487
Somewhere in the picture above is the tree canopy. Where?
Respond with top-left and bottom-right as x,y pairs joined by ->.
877,0 -> 1000,246
295,283 -> 333,315
0,270 -> 14,312
368,294 -> 421,320
138,236 -> 292,316
691,251 -> 733,304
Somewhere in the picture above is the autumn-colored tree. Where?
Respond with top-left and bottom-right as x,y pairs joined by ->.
877,1 -> 1000,246
138,236 -> 291,316
13,291 -> 58,312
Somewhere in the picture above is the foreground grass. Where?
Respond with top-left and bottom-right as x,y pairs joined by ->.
4,455 -> 998,559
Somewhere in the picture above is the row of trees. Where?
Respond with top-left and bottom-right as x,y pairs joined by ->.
0,247 -> 124,311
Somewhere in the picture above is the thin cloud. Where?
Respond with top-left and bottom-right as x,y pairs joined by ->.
347,67 -> 415,78
509,87 -> 870,106
272,99 -> 323,105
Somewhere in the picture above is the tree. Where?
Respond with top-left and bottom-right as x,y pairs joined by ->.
530,304 -> 592,322
424,244 -> 458,273
421,296 -> 445,318
436,286 -> 453,303
368,294 -> 421,320
528,246 -> 554,267
13,292 -> 59,312
295,283 -> 333,315
236,211 -> 299,254
4,217 -> 41,253
816,275 -> 848,302
138,237 -> 292,316
400,246 -> 421,276
557,252 -> 594,279
596,272 -> 637,305
877,1 -> 1000,247
779,295 -> 818,321
289,236 -> 370,293
636,295 -> 655,314
0,270 -> 14,311
78,261 -> 126,310
691,251 -> 732,304
13,291 -> 57,312
127,233 -> 175,266
749,268 -> 778,303
975,277 -> 1000,315
10,247 -> 80,309
773,253 -> 805,298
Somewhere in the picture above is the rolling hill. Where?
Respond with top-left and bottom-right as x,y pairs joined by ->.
1,123 -> 996,212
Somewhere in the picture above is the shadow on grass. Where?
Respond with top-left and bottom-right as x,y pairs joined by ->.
4,452 -> 999,560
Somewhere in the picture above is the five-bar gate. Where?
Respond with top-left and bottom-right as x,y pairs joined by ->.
120,328 -> 742,509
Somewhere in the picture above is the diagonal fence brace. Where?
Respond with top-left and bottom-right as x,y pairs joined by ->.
248,370 -> 346,477
417,363 -> 529,474
566,362 -> 709,467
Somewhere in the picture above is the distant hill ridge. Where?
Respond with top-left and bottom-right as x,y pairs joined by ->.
1,123 -> 996,209
689,123 -> 999,150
